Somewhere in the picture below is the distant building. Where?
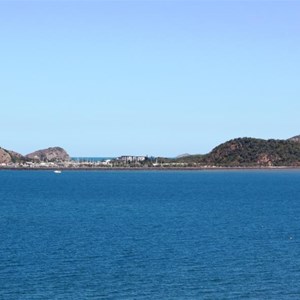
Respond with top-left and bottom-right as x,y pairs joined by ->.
118,156 -> 147,163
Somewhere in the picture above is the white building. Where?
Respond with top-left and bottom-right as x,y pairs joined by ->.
118,156 -> 147,163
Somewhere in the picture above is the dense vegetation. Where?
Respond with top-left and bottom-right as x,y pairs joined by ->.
175,138 -> 300,167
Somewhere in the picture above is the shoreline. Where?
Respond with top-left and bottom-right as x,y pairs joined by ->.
1,166 -> 300,171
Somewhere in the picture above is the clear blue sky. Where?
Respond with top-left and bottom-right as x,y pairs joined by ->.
1,0 -> 299,157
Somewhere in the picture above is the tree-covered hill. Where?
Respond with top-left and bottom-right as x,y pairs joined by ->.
175,137 -> 300,167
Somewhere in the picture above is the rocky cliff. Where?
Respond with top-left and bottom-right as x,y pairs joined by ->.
26,147 -> 70,162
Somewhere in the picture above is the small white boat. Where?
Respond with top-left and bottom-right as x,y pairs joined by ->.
54,170 -> 62,174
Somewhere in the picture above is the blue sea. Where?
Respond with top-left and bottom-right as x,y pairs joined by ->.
1,170 -> 300,299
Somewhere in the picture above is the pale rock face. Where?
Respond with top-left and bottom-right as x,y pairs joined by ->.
289,135 -> 300,143
257,154 -> 272,166
0,148 -> 12,164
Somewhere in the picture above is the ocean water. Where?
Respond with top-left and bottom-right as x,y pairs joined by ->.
1,170 -> 300,299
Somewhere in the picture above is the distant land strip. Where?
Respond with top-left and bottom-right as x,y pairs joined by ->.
1,134 -> 300,169
2,166 -> 300,172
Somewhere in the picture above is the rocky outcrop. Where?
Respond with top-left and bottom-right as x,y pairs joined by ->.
26,147 -> 70,162
0,148 -> 12,164
0,148 -> 25,164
